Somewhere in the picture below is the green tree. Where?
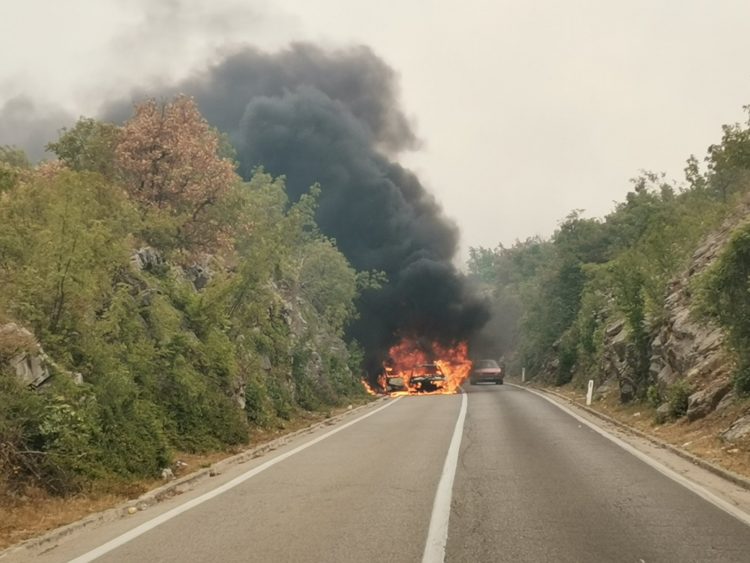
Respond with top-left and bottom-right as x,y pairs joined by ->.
46,118 -> 121,178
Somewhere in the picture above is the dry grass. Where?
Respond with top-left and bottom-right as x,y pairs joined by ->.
555,385 -> 750,479
0,488 -> 125,550
0,398 -> 372,551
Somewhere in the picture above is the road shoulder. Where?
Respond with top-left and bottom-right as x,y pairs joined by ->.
510,383 -> 750,523
0,397 -> 388,562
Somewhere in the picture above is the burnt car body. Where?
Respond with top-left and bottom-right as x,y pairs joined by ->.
409,363 -> 446,392
470,359 -> 504,385
381,364 -> 407,392
385,374 -> 407,392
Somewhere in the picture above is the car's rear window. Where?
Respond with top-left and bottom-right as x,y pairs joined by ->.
477,360 -> 499,369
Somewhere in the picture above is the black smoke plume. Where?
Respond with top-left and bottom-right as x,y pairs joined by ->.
103,43 -> 489,373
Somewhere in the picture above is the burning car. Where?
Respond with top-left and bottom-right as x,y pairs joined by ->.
362,340 -> 473,395
470,359 -> 504,385
408,363 -> 447,392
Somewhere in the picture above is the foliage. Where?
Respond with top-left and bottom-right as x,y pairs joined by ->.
0,99 -> 370,496
697,222 -> 750,395
46,118 -> 121,179
0,145 -> 30,192
115,95 -> 238,254
469,107 -> 750,397
666,381 -> 692,418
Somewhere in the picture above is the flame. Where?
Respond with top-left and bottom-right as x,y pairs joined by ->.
362,338 -> 472,396
362,379 -> 380,396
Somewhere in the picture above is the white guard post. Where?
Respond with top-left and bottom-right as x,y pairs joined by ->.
586,379 -> 594,406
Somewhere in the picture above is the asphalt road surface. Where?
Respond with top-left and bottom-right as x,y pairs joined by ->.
9,385 -> 750,562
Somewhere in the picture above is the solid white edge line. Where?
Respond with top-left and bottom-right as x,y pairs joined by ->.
68,397 -> 402,563
508,383 -> 750,527
421,391 -> 468,563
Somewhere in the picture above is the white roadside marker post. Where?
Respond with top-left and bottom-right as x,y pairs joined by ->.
586,379 -> 594,406
521,367 -> 526,383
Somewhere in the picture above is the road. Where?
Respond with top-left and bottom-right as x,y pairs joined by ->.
7,384 -> 750,562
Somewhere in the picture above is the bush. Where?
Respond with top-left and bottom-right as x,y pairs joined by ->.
696,223 -> 750,396
646,384 -> 661,408
667,382 -> 691,418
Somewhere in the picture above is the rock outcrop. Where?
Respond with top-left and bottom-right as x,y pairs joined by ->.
647,216 -> 748,421
0,323 -> 51,388
596,207 -> 750,427
721,416 -> 750,442
0,323 -> 83,388
131,246 -> 164,272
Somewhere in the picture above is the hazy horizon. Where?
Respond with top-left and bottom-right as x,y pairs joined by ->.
2,0 -> 749,262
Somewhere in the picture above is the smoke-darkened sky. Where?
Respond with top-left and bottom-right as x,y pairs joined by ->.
98,43 -> 490,362
2,0 -> 750,260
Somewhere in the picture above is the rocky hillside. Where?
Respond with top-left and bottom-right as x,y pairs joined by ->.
597,203 -> 750,443
468,108 -> 750,453
0,98 -> 369,497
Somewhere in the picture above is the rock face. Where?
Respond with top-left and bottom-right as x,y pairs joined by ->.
649,234 -> 732,399
721,416 -> 750,442
184,259 -> 214,290
596,210 -> 749,429
0,323 -> 83,388
0,323 -> 51,388
599,319 -> 639,403
131,246 -> 164,272
10,350 -> 52,388
685,379 -> 732,422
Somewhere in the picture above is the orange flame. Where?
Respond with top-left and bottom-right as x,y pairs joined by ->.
362,379 -> 380,396
363,338 -> 472,396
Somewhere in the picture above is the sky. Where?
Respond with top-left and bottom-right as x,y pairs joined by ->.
2,0 -> 750,263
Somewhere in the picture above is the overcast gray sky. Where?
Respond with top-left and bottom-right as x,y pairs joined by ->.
2,0 -> 749,262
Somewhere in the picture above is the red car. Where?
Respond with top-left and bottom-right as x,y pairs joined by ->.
470,359 -> 504,385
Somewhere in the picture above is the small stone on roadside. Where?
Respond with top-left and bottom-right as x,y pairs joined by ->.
127,506 -> 137,515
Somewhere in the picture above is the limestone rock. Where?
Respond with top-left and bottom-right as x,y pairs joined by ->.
715,391 -> 735,412
184,262 -> 213,290
10,352 -> 51,388
686,380 -> 732,422
0,323 -> 51,388
131,246 -> 164,271
593,378 -> 615,400
656,364 -> 677,388
605,320 -> 625,338
655,402 -> 671,424
721,416 -> 750,442
1,323 -> 82,388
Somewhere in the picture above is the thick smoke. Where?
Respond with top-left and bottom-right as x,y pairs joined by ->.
0,96 -> 73,161
105,43 -> 489,372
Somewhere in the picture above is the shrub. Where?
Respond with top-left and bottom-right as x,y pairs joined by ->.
667,382 -> 691,418
696,223 -> 750,396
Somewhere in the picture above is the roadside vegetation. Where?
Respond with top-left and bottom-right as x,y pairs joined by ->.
469,106 -> 750,402
0,96 -> 372,501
